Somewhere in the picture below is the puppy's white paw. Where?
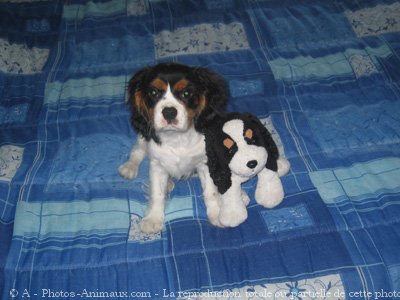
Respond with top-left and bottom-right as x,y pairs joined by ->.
219,205 -> 248,228
167,177 -> 175,193
140,216 -> 164,234
118,161 -> 139,179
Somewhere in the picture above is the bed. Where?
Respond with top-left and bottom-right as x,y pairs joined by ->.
1,0 -> 400,299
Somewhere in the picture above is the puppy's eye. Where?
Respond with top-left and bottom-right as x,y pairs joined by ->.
148,88 -> 161,98
181,90 -> 193,99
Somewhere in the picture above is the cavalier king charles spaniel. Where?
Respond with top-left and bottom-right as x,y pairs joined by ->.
119,62 -> 228,233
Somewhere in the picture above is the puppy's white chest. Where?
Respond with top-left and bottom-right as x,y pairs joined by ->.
149,131 -> 206,178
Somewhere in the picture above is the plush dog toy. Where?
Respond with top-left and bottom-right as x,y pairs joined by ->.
204,113 -> 290,227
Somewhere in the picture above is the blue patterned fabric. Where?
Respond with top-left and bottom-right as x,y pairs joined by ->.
1,0 -> 400,298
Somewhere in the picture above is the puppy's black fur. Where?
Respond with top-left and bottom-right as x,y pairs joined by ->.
127,62 -> 228,143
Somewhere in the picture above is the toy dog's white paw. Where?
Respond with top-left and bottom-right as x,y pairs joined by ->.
255,179 -> 284,208
277,157 -> 290,177
219,205 -> 248,227
208,210 -> 225,228
255,169 -> 285,208
256,190 -> 284,208
202,189 -> 225,227
140,215 -> 164,234
241,190 -> 250,206
204,193 -> 224,228
118,161 -> 139,179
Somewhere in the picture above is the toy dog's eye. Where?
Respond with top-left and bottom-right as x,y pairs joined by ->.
223,138 -> 237,155
244,129 -> 257,144
223,138 -> 234,149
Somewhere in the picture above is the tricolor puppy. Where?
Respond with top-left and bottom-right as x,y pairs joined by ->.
204,113 -> 290,227
119,62 -> 228,233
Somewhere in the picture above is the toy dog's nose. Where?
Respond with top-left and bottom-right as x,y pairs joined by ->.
162,107 -> 177,122
246,160 -> 258,169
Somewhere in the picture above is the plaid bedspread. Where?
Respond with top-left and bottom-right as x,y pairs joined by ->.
1,0 -> 400,299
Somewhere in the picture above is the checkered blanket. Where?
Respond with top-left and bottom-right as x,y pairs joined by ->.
1,0 -> 400,298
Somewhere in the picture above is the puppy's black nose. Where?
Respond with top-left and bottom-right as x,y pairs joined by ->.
246,160 -> 258,169
162,107 -> 177,121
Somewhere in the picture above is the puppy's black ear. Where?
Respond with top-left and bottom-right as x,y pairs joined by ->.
189,67 -> 229,132
204,128 -> 232,194
127,67 -> 159,143
245,113 -> 279,172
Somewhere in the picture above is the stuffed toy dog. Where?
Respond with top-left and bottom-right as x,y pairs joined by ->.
204,113 -> 290,227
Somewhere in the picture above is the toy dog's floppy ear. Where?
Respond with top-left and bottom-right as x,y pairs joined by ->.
127,67 -> 160,143
204,128 -> 232,195
243,113 -> 279,172
188,67 -> 229,132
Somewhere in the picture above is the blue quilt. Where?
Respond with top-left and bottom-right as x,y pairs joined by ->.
1,0 -> 400,299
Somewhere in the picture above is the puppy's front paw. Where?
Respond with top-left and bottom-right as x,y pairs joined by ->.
118,161 -> 139,179
140,216 -> 164,234
167,177 -> 175,193
219,205 -> 248,228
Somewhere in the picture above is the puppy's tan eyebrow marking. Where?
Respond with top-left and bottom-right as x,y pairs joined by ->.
173,79 -> 189,92
151,78 -> 167,91
223,138 -> 235,149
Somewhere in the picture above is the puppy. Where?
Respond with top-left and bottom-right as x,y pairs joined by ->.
119,62 -> 228,233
